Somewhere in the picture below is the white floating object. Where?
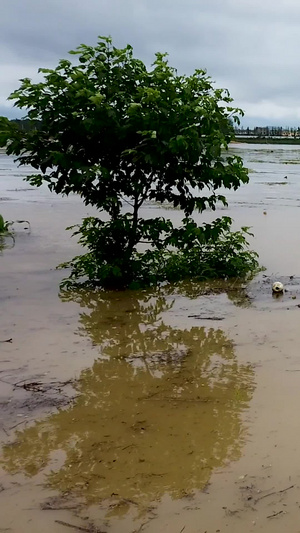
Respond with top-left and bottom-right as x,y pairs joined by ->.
272,281 -> 284,294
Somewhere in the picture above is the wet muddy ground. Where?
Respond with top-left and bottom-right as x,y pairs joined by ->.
2,145 -> 300,532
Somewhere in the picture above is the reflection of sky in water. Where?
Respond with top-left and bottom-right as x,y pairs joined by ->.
0,152 -> 83,205
2,289 -> 255,510
226,144 -> 300,209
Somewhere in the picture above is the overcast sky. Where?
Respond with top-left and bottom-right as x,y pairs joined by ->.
1,0 -> 300,126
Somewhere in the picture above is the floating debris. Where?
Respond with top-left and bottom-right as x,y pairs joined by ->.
272,281 -> 284,294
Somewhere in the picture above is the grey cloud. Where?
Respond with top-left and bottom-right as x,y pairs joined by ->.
1,0 -> 300,125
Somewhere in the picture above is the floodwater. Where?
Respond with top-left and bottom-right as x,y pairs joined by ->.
2,145 -> 300,532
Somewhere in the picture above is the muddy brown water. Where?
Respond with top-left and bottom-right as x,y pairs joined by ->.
2,145 -> 300,532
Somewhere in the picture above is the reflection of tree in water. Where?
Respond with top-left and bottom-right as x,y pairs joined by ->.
164,279 -> 252,308
60,282 -> 250,359
0,235 -> 14,253
3,288 -> 255,509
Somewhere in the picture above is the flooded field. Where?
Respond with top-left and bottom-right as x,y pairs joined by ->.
2,144 -> 300,532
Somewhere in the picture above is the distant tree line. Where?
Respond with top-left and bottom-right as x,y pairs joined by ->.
8,119 -> 299,138
234,126 -> 300,138
9,119 -> 41,131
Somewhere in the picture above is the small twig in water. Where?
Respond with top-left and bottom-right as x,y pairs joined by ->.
0,339 -> 12,343
55,520 -> 106,532
267,510 -> 284,519
255,484 -> 294,503
278,484 -> 294,494
135,523 -> 146,533
8,420 -> 28,431
188,315 -> 224,320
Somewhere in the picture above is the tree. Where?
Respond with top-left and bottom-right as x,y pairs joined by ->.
0,36 -> 258,288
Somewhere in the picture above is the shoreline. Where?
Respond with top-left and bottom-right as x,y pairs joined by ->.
233,136 -> 300,144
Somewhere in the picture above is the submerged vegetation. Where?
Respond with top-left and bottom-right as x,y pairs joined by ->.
0,214 -> 10,234
0,36 -> 259,288
0,213 -> 15,249
0,214 -> 31,250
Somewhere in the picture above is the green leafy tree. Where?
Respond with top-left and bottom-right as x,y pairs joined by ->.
0,36 -> 258,288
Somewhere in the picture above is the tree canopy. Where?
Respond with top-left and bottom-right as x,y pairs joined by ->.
0,36 -> 258,288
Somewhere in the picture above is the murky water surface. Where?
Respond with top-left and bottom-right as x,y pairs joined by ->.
2,290 -> 254,507
2,145 -> 300,532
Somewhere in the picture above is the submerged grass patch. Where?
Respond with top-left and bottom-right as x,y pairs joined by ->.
0,214 -> 31,250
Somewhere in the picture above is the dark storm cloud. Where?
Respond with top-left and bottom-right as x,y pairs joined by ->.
1,0 -> 300,124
